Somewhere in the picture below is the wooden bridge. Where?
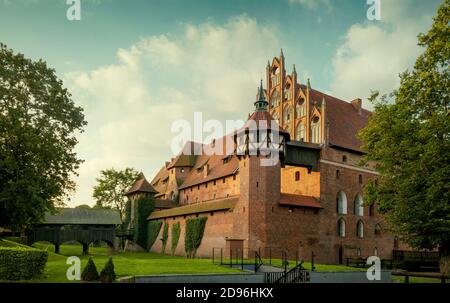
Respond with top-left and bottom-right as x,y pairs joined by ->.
26,208 -> 121,254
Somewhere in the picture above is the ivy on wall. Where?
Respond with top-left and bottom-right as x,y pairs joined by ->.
147,220 -> 162,250
161,222 -> 169,254
134,196 -> 155,249
171,222 -> 180,256
123,200 -> 131,227
185,217 -> 207,258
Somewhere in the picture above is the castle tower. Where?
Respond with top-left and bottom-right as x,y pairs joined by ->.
232,82 -> 290,256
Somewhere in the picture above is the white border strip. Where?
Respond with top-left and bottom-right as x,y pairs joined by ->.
320,159 -> 379,175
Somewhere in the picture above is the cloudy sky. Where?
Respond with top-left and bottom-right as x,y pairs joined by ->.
0,0 -> 442,206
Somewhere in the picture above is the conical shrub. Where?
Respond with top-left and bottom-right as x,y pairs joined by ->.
99,257 -> 116,283
81,257 -> 99,281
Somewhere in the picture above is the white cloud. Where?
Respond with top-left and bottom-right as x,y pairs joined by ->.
288,0 -> 332,11
329,0 -> 436,108
64,15 -> 279,206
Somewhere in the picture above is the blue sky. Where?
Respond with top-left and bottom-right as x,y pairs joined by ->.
0,0 -> 443,205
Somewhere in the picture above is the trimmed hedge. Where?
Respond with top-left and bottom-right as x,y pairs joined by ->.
99,257 -> 116,283
185,217 -> 207,258
81,257 -> 99,281
147,220 -> 163,250
0,246 -> 48,280
161,223 -> 169,254
171,222 -> 180,256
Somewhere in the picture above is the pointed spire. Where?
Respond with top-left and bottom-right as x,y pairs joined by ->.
293,64 -> 297,76
254,80 -> 268,111
267,60 -> 271,68
307,78 -> 311,89
321,96 -> 326,109
280,48 -> 284,59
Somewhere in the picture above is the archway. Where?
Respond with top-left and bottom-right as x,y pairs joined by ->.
338,246 -> 344,264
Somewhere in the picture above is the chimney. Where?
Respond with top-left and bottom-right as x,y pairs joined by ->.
351,98 -> 362,114
203,164 -> 209,178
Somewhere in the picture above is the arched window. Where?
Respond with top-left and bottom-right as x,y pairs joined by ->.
354,194 -> 364,216
373,247 -> 379,256
283,104 -> 292,123
271,67 -> 280,86
284,84 -> 292,100
338,218 -> 346,237
271,91 -> 279,107
357,248 -> 362,257
272,111 -> 279,124
337,191 -> 347,214
357,220 -> 364,238
311,116 -> 321,143
295,123 -> 305,141
296,99 -> 306,117
375,223 -> 382,236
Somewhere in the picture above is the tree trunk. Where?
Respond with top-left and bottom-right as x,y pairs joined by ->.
439,247 -> 450,276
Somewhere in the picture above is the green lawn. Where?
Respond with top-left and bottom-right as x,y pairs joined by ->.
27,242 -> 243,282
1,239 -> 443,283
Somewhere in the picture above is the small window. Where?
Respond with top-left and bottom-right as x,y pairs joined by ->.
343,155 -> 347,162
357,248 -> 362,257
336,170 -> 340,179
233,175 -> 236,181
359,174 -> 363,184
181,168 -> 185,173
373,247 -> 379,256
197,185 -> 200,190
295,171 -> 300,181
369,203 -> 374,216
357,221 -> 364,238
223,178 -> 226,184
205,183 -> 208,189
256,182 -> 259,188
213,180 -> 216,186
375,224 -> 382,236
338,218 -> 346,237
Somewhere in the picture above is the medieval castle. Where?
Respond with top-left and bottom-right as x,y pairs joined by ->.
125,51 -> 400,264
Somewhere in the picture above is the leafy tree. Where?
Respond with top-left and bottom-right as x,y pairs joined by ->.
92,168 -> 138,222
75,204 -> 91,209
0,44 -> 87,230
359,0 -> 450,275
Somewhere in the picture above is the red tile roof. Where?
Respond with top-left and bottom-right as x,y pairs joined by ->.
125,173 -> 157,196
301,85 -> 372,153
279,193 -> 322,209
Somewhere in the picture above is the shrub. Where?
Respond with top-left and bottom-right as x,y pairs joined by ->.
147,220 -> 162,250
171,222 -> 180,256
81,257 -> 99,281
99,257 -> 116,283
161,223 -> 169,254
0,246 -> 48,280
185,217 -> 207,258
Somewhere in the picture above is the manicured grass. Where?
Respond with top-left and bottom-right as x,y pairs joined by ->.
392,276 -> 442,283
30,242 -> 242,282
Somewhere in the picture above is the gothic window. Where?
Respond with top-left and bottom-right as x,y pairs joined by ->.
283,104 -> 292,123
271,66 -> 280,86
295,123 -> 305,141
357,220 -> 364,238
354,194 -> 364,216
284,84 -> 292,100
272,111 -> 279,124
337,191 -> 347,214
311,116 -> 321,143
375,223 -> 382,236
295,171 -> 300,181
338,218 -> 346,237
271,91 -> 279,107
296,99 -> 306,117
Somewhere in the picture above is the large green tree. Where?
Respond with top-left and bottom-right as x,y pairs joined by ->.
92,168 -> 139,222
359,0 -> 450,274
0,44 -> 87,230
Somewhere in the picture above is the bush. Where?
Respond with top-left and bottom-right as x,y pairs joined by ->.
99,257 -> 116,283
171,222 -> 180,256
147,220 -> 162,250
185,217 -> 207,258
81,257 -> 99,281
161,223 -> 169,254
0,246 -> 48,280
